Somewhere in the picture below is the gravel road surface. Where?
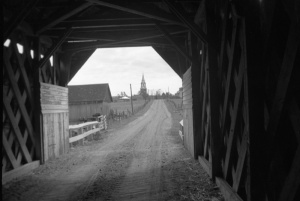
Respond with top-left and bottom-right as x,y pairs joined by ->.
3,100 -> 223,201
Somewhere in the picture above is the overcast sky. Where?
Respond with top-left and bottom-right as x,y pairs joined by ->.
68,47 -> 182,96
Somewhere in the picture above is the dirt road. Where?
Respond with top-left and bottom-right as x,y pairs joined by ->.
3,100 -> 223,201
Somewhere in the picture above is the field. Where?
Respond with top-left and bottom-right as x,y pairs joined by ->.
110,100 -> 148,114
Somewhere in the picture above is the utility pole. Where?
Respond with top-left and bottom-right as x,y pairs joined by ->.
130,84 -> 134,114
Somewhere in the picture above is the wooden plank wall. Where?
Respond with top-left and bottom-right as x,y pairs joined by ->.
69,102 -> 110,122
40,83 -> 69,162
182,67 -> 194,156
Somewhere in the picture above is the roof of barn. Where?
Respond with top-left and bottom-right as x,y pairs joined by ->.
68,83 -> 113,102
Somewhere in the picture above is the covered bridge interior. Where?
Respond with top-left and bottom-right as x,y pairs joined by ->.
3,0 -> 300,200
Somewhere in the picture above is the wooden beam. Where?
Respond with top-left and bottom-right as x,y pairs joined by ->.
37,2 -> 91,34
199,156 -> 212,177
153,47 -> 184,77
277,99 -> 300,201
155,22 -> 192,63
278,146 -> 300,201
50,18 -> 176,30
266,21 -> 300,167
46,25 -> 183,39
220,17 -> 238,134
69,50 -> 95,82
4,50 -> 36,148
163,0 -> 208,44
216,177 -> 243,201
4,0 -> 38,40
67,42 -> 171,52
3,95 -> 33,164
189,32 -> 203,159
37,28 -> 73,69
63,29 -> 187,51
206,0 -> 222,180
87,0 -> 184,26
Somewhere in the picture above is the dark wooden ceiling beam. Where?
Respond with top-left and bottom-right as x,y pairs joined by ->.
155,22 -> 192,63
163,0 -> 208,44
37,2 -> 92,34
63,29 -> 187,51
44,23 -> 186,40
87,0 -> 185,26
48,18 -> 176,30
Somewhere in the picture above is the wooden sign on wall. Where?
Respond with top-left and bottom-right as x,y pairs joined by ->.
40,82 -> 68,113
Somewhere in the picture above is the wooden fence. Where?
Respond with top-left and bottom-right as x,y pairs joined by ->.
69,115 -> 107,145
108,100 -> 151,121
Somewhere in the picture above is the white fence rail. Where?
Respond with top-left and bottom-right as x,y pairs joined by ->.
69,115 -> 107,144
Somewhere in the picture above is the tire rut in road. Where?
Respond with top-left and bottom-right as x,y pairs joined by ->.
69,125 -> 147,201
111,100 -> 172,201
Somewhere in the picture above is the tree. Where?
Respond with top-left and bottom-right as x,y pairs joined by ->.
120,91 -> 128,97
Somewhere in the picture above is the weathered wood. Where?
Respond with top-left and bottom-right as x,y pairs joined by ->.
198,156 -> 212,177
12,36 -> 34,109
206,0 -> 222,179
216,177 -> 243,201
278,146 -> 300,201
189,32 -> 202,159
40,82 -> 68,112
37,3 -> 91,34
3,96 -> 32,164
182,67 -> 194,156
223,34 -> 246,180
163,0 -> 208,43
37,28 -> 73,69
4,50 -> 36,147
277,99 -> 300,201
88,0 -> 183,26
63,30 -> 188,51
266,21 -> 300,162
2,135 -> 19,169
32,36 -> 43,163
42,112 -> 69,161
155,22 -> 192,63
69,128 -> 101,143
39,82 -> 69,162
232,127 -> 248,191
220,17 -> 238,133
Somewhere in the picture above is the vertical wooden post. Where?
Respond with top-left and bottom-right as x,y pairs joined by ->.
130,84 -> 134,115
206,1 -> 222,180
33,36 -> 44,164
79,127 -> 83,146
244,2 -> 267,200
189,32 -> 203,159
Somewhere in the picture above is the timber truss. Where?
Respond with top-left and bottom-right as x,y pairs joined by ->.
3,0 -> 300,201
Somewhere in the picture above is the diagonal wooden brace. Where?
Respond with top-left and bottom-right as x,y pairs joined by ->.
37,28 -> 73,69
163,0 -> 208,44
155,22 -> 192,63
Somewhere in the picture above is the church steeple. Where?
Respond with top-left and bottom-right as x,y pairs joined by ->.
140,74 -> 147,96
141,74 -> 146,89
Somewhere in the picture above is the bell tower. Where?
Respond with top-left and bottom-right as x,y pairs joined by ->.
140,74 -> 147,95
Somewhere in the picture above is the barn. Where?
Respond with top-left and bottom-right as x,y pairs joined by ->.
68,84 -> 113,123
3,0 -> 299,200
